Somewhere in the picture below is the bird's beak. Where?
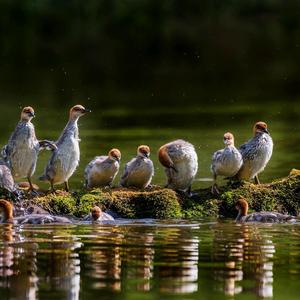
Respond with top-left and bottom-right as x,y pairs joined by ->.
115,157 -> 120,162
29,112 -> 35,118
144,153 -> 150,158
83,108 -> 91,113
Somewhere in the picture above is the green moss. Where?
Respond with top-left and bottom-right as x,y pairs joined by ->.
32,193 -> 76,215
16,169 -> 300,219
110,188 -> 181,218
75,190 -> 112,217
182,198 -> 219,219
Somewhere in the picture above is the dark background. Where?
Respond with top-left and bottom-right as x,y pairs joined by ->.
0,0 -> 300,108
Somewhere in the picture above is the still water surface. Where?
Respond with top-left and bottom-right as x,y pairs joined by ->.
0,220 -> 299,300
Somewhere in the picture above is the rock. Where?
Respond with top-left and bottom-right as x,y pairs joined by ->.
4,169 -> 300,219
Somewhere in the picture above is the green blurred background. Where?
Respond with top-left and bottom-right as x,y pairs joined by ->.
0,0 -> 299,188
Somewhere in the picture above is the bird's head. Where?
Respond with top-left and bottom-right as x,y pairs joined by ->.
253,121 -> 269,136
223,132 -> 234,146
69,105 -> 91,120
138,145 -> 150,158
21,106 -> 35,121
235,198 -> 249,221
91,206 -> 102,221
0,200 -> 13,223
108,148 -> 121,162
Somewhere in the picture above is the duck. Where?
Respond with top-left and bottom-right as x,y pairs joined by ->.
84,148 -> 121,188
0,160 -> 16,194
82,206 -> 114,222
120,145 -> 154,189
0,199 -> 72,224
1,106 -> 56,193
158,139 -> 198,194
211,132 -> 243,194
237,121 -> 273,184
235,198 -> 297,223
39,105 -> 90,192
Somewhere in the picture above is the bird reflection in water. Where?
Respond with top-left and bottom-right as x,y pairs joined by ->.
122,229 -> 154,291
212,222 -> 275,298
38,234 -> 82,300
0,224 -> 38,300
155,226 -> 199,294
83,226 -> 122,291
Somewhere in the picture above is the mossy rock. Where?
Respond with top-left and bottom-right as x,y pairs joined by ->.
17,169 -> 300,219
30,192 -> 77,215
110,188 -> 181,218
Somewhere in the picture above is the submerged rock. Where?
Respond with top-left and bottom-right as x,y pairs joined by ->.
5,169 -> 300,219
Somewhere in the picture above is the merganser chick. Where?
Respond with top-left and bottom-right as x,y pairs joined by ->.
211,133 -> 243,194
39,105 -> 90,192
237,121 -> 273,184
120,145 -> 154,189
83,206 -> 114,222
235,198 -> 297,223
84,148 -> 121,188
1,107 -> 56,192
0,160 -> 16,194
0,199 -> 72,224
158,139 -> 198,194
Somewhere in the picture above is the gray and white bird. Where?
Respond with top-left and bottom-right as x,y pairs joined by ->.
84,148 -> 121,188
120,145 -> 154,189
39,104 -> 90,192
211,132 -> 243,194
0,160 -> 16,194
158,139 -> 198,194
237,121 -> 273,184
1,106 -> 56,192
235,198 -> 296,223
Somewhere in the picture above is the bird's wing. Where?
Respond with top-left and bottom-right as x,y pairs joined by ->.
38,140 -> 57,151
212,149 -> 223,162
120,158 -> 136,184
239,139 -> 256,160
148,159 -> 155,177
0,164 -> 15,192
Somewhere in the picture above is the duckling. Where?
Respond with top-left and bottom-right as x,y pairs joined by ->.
120,145 -> 154,189
158,139 -> 198,194
83,206 -> 114,222
39,105 -> 90,192
211,132 -> 243,194
0,199 -> 72,224
0,160 -> 15,194
84,148 -> 121,189
237,121 -> 273,184
235,198 -> 296,223
1,106 -> 56,192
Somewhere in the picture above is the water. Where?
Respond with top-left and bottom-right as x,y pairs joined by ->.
0,220 -> 300,300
